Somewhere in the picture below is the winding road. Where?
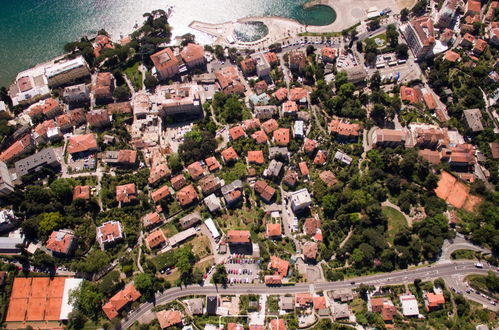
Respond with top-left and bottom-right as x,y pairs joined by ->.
119,260 -> 497,329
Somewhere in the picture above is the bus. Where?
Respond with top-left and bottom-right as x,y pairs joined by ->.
376,63 -> 385,69
398,59 -> 407,64
388,61 -> 397,66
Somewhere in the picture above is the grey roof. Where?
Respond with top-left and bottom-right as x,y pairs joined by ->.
253,105 -> 277,119
265,159 -> 283,178
280,296 -> 295,310
179,212 -> 201,229
269,147 -> 288,159
343,66 -> 367,83
204,194 -> 221,212
331,303 -> 350,319
186,298 -> 204,315
221,180 -> 242,195
334,151 -> 353,165
14,147 -> 60,177
0,237 -> 24,251
463,108 -> 484,132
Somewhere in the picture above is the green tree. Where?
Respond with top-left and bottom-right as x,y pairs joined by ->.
368,18 -> 381,31
144,72 -> 158,90
168,153 -> 183,174
135,273 -> 155,299
114,85 -> 131,101
70,281 -> 103,320
38,212 -> 63,235
212,264 -> 228,286
50,179 -> 74,205
395,43 -> 409,59
386,24 -> 399,47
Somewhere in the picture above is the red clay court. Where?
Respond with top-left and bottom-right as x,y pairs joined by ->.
434,171 -> 483,212
6,277 -> 66,322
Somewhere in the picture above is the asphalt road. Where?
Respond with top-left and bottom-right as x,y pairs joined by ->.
120,260 -> 496,329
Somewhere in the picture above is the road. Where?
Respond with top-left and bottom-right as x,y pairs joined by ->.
120,260 -> 497,328
438,234 -> 492,263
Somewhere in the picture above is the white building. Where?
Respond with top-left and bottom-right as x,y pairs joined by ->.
251,53 -> 271,78
204,218 -> 220,240
289,188 -> 312,212
400,294 -> 419,317
45,56 -> 91,87
0,161 -> 14,196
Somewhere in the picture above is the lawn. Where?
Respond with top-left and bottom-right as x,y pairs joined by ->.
161,222 -> 179,238
216,207 -> 262,231
382,206 -> 408,244
366,33 -> 388,48
465,274 -> 498,299
194,257 -> 214,273
190,235 -> 212,259
350,298 -> 366,313
124,62 -> 143,91
451,249 -> 478,260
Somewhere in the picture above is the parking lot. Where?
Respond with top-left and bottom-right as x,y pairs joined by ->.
224,254 -> 260,284
68,153 -> 96,172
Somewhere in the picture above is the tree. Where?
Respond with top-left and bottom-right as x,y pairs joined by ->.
386,24 -> 399,47
114,85 -> 131,101
212,264 -> 228,286
214,45 -> 225,60
306,45 -> 316,56
70,281 -> 103,320
395,43 -> 409,58
370,71 -> 382,90
67,310 -> 86,330
368,18 -> 381,31
144,72 -> 158,90
50,179 -> 74,205
167,153 -> 183,174
180,33 -> 195,46
38,212 -> 63,235
400,8 -> 409,21
135,273 -> 155,299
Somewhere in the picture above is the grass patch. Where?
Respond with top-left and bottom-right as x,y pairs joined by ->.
194,257 -> 214,273
124,62 -> 143,91
190,235 -> 212,259
451,249 -> 479,260
217,207 -> 262,231
351,298 -> 366,313
366,33 -> 388,48
382,206 -> 408,244
161,222 -> 179,238
465,274 -> 499,299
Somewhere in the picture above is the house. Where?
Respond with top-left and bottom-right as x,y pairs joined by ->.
171,174 -> 187,190
461,33 -> 475,47
463,108 -> 484,132
289,88 -> 308,105
321,47 -> 337,63
303,241 -> 318,261
369,297 -> 397,322
343,66 -> 368,83
240,58 -> 256,75
252,53 -> 272,78
264,52 -> 279,66
273,88 -> 288,102
185,298 -> 204,315
262,119 -> 279,134
247,150 -> 265,165
150,48 -> 179,80
205,156 -> 221,172
156,309 -> 182,329
73,185 -> 90,201
142,212 -> 162,229
45,56 -> 90,87
402,16 -> 436,58
283,169 -> 298,187
187,161 -> 205,180
67,134 -> 98,156
290,189 -> 312,212
331,302 -> 350,320
266,224 -> 282,239
319,170 -> 337,187
303,138 -> 317,154
227,230 -> 251,245
69,108 -> 87,127
299,162 -> 309,177
56,114 -> 72,131
177,184 -> 198,207
400,86 -> 421,104
436,0 -> 457,27
151,185 -> 171,203
179,212 -> 201,230
313,150 -> 327,166
490,142 -> 499,159
243,118 -> 261,131
93,34 -> 114,57
29,98 -> 62,119
282,101 -> 298,116
254,105 -> 277,119
440,28 -> 455,44
304,218 -> 321,236
206,296 -> 218,315
46,229 -> 76,256
270,256 -> 288,277
215,66 -> 245,95
145,229 -> 167,249
0,162 -> 14,196
228,323 -> 245,330
425,292 -> 445,311
269,146 -> 288,159
465,0 -> 481,16
293,121 -> 304,139
221,180 -> 243,207
473,39 -> 488,55
334,151 -> 353,165
252,130 -> 268,144
295,293 -> 313,308
205,194 -> 222,213
372,129 -> 407,147
148,163 -> 171,185
14,147 -> 60,178
419,149 -> 441,164
103,150 -> 137,168
254,80 -> 268,95
254,180 -> 276,203
102,284 -> 141,319
273,128 -> 290,146
328,119 -> 361,141
265,274 -> 283,285
400,294 -> 419,317
330,289 -> 354,302
314,296 -> 329,316
116,183 -> 137,205
289,51 -> 306,72
269,319 -> 286,330
93,72 -> 114,105
107,101 -> 132,114
444,50 -> 461,62
155,83 -> 203,118
181,43 -> 206,68
86,109 -> 111,128
63,84 -> 90,107
280,296 -> 295,311
221,147 -> 239,163
199,174 -> 222,195
33,120 -> 60,144
96,221 -> 124,250
230,125 -> 246,141
0,134 -> 35,163
264,159 -> 283,178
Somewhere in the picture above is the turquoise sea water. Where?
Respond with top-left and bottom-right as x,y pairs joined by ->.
0,0 -> 335,87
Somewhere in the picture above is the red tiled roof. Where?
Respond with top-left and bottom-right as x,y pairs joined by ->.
251,130 -> 268,144
227,230 -> 251,244
473,39 -> 488,53
176,184 -> 198,206
400,86 -> 421,104
426,293 -> 445,307
266,224 -> 282,238
321,47 -> 337,60
269,319 -> 286,330
314,296 -> 327,310
230,125 -> 246,140
67,134 -> 97,154
0,134 -> 33,163
270,256 -> 288,277
304,218 -> 321,236
221,147 -> 239,162
187,161 -> 205,180
116,183 -> 137,203
156,309 -> 182,329
328,119 -> 361,137
254,180 -> 276,202
295,293 -> 313,306
205,156 -> 221,172
283,100 -> 298,114
314,150 -> 327,165
303,241 -> 318,260
171,174 -> 187,190
46,230 -> 74,254
299,162 -> 309,176
247,150 -> 265,164
264,52 -> 278,65
240,58 -> 256,74
303,138 -> 317,153
145,229 -> 166,249
255,80 -> 268,94
262,119 -> 279,133
102,284 -> 141,319
289,88 -> 308,101
243,118 -> 261,131
273,87 -> 288,101
180,43 -> 205,64
151,185 -> 171,203
143,212 -> 162,228
443,50 -> 461,62
150,48 -> 179,72
273,128 -> 290,146
73,185 -> 90,200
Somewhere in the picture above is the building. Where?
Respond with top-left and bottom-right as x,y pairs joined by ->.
314,296 -> 329,316
215,66 -> 245,95
0,134 -> 35,163
0,162 -> 14,196
425,292 -> 445,311
254,105 -> 277,120
343,66 -> 367,83
303,218 -> 321,236
56,114 -> 72,131
0,237 -> 25,255
252,130 -> 268,144
96,221 -> 124,250
331,302 -> 350,320
14,147 -> 60,178
321,47 -> 337,63
465,0 -> 481,16
294,121 -> 304,138
269,319 -> 286,330
303,241 -> 318,261
116,183 -> 137,205
400,294 -> 419,317
67,134 -> 98,156
299,161 -> 309,177
473,39 -> 488,55
46,229 -> 76,256
221,147 -> 239,163
29,98 -> 62,119
103,150 -> 138,168
63,84 -> 90,107
156,309 -> 182,329
372,129 -> 407,147
150,48 -> 180,80
273,128 -> 290,146
283,169 -> 298,187
72,185 -> 90,201
206,296 -> 218,315
436,0 -> 457,28
289,87 -> 308,105
240,58 -> 256,75
179,212 -> 201,230
5,277 -> 83,323
154,83 -> 202,118
254,180 -> 276,203
264,159 -> 283,178
280,296 -> 295,311
227,230 -> 251,245
181,43 -> 206,69
266,224 -> 282,239
400,86 -> 421,104
463,108 -> 484,132
402,17 -> 436,58
45,56 -> 90,87
146,229 -> 167,249
0,209 -> 16,233
168,228 -> 197,247
230,125 -> 246,141
199,174 -> 222,195
330,289 -> 354,302
221,180 -> 243,207
205,156 -> 221,172
247,150 -> 265,165
251,53 -> 271,78
289,51 -> 306,73
334,151 -> 353,165
171,174 -> 187,190
369,297 -> 397,322
86,109 -> 111,128
93,72 -> 114,104
444,50 -> 461,62
205,194 -> 222,213
151,185 -> 171,203
102,284 -> 141,319
328,119 -> 362,141
185,298 -> 204,315
187,161 -> 205,180
142,212 -> 162,229
290,188 -> 312,212
177,184 -> 199,207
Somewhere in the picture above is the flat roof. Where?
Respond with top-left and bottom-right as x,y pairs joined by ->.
205,218 -> 220,239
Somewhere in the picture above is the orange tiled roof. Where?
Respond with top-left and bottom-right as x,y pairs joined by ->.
156,309 -> 182,329
67,134 -> 97,154
400,86 -> 420,104
187,161 -> 205,180
262,119 -> 279,133
314,296 -> 327,310
73,185 -> 90,200
444,50 -> 461,62
264,52 -> 278,65
473,39 -> 488,53
116,183 -> 137,203
270,256 -> 289,277
247,150 -> 265,164
180,43 -> 205,64
145,229 -> 166,249
176,184 -> 198,206
171,174 -> 187,190
0,134 -> 33,163
205,156 -> 221,172
299,161 -> 309,176
269,319 -> 286,330
328,119 -> 361,137
230,125 -> 246,140
143,212 -> 162,228
251,130 -> 268,144
266,224 -> 282,238
46,230 -> 74,254
151,185 -> 170,203
289,88 -> 308,102
273,128 -> 290,146
221,147 -> 239,162
295,293 -> 313,306
243,118 -> 261,131
283,100 -> 298,114
102,284 -> 141,319
314,150 -> 327,165
423,93 -> 437,110
254,180 -> 276,202
227,230 -> 251,244
303,138 -> 317,153
273,87 -> 288,101
150,48 -> 179,71
304,218 -> 321,236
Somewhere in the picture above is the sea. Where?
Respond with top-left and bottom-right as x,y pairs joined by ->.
0,0 -> 336,87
